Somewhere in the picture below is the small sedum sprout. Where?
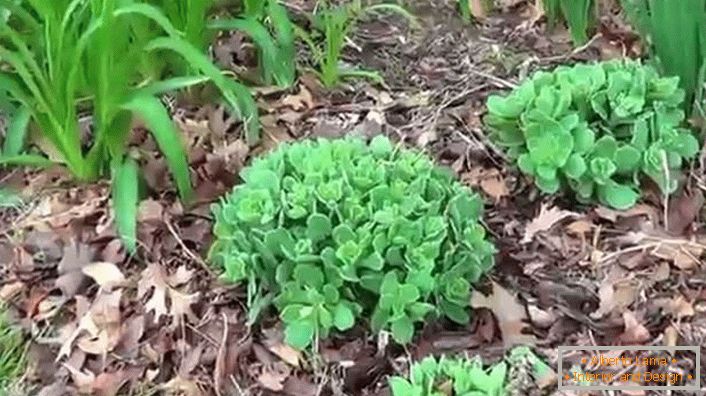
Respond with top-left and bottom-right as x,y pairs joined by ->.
485,59 -> 700,209
209,136 -> 495,349
389,355 -> 507,396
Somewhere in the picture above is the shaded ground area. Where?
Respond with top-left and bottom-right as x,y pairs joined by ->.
0,0 -> 704,395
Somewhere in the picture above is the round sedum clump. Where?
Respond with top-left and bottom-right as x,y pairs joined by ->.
209,136 -> 495,349
485,59 -> 700,209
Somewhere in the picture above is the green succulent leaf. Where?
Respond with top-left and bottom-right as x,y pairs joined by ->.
597,182 -> 639,210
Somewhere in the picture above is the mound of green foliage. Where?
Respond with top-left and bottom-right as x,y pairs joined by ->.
209,136 -> 495,349
485,59 -> 700,209
388,347 -> 552,396
389,355 -> 507,396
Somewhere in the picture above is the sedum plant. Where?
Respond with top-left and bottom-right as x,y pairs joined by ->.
389,355 -> 507,396
388,347 -> 551,396
485,59 -> 700,209
209,136 -> 495,349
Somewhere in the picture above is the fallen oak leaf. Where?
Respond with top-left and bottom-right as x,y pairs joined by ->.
82,262 -> 125,290
471,281 -> 537,347
138,263 -> 200,326
522,204 -> 579,243
280,84 -> 314,111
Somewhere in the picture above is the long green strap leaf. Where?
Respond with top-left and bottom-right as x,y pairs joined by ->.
113,3 -> 183,38
121,94 -> 193,203
145,36 -> 260,146
2,106 -> 31,156
112,157 -> 138,254
0,153 -> 54,168
210,17 -> 280,86
134,75 -> 211,97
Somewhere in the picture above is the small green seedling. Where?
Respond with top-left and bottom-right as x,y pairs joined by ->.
389,347 -> 551,396
295,1 -> 417,88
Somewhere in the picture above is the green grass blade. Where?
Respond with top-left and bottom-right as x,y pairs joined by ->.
145,36 -> 260,145
120,94 -> 193,202
0,0 -> 41,30
2,105 -> 30,156
111,157 -> 138,254
113,3 -> 183,38
543,0 -> 562,29
559,0 -> 594,45
134,75 -> 211,97
0,153 -> 54,168
268,0 -> 297,87
458,0 -> 471,22
210,17 -> 280,85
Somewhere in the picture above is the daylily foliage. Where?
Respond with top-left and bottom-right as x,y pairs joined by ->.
485,59 -> 700,209
209,136 -> 495,349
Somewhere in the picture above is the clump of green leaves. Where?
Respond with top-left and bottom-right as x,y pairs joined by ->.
389,355 -> 507,396
0,0 -> 259,251
485,59 -> 700,209
621,0 -> 706,112
0,306 -> 26,390
295,1 -> 417,88
389,348 -> 551,396
209,136 -> 495,349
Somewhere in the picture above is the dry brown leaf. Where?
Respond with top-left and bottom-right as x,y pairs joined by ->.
663,325 -> 678,346
92,370 -> 131,396
594,204 -> 658,223
281,85 -> 314,111
137,199 -> 164,223
169,289 -> 199,324
138,263 -> 200,326
566,220 -> 593,236
654,296 -> 694,320
265,341 -> 301,368
590,280 -> 638,319
55,241 -> 94,298
471,281 -> 536,347
667,190 -> 704,235
522,204 -> 579,243
618,311 -> 650,344
258,362 -> 291,392
58,291 -> 122,360
63,363 -> 95,394
0,282 -> 24,302
82,262 -> 125,290
479,174 -> 509,202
